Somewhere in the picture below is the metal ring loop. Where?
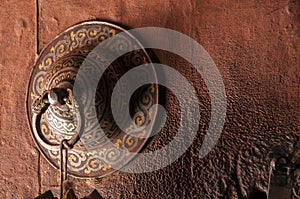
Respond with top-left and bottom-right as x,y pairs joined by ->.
31,89 -> 84,151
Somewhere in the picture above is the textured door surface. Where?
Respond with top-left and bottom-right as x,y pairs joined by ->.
0,0 -> 299,198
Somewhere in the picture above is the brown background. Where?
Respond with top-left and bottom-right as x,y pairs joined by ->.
0,0 -> 299,198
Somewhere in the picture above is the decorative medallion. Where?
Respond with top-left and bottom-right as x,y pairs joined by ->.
26,21 -> 158,177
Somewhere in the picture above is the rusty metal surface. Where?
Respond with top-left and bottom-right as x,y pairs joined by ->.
267,153 -> 300,199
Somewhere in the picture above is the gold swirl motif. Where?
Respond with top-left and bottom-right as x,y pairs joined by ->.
68,154 -> 77,163
99,164 -> 111,171
45,57 -> 52,66
125,124 -> 134,132
30,92 -> 37,100
107,151 -> 115,159
38,63 -> 44,70
135,116 -> 144,126
99,35 -> 106,41
84,168 -> 91,174
79,32 -> 86,38
126,136 -> 134,147
41,124 -> 48,134
142,95 -> 150,104
114,139 -> 122,148
70,31 -> 76,41
90,160 -> 98,168
109,29 -> 116,36
58,44 -> 65,53
89,30 -> 97,36
50,47 -> 55,53
149,84 -> 155,93
50,150 -> 58,156
98,149 -> 106,156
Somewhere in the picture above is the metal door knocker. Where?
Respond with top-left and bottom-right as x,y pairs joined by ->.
27,21 -> 158,198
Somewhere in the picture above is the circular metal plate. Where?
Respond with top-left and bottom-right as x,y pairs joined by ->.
26,21 -> 158,177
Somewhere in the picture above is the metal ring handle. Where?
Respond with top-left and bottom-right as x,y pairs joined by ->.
31,88 -> 84,151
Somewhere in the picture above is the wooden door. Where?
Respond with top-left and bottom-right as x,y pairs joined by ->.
1,0 -> 299,198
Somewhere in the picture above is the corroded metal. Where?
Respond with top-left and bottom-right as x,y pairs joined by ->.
26,21 -> 158,177
268,150 -> 300,199
268,157 -> 293,199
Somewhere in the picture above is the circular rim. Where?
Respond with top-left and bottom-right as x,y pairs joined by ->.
26,21 -> 158,178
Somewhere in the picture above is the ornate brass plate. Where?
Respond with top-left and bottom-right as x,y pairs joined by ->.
26,21 -> 158,177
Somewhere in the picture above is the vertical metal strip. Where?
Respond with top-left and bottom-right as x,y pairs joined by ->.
35,0 -> 41,195
60,141 -> 68,199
